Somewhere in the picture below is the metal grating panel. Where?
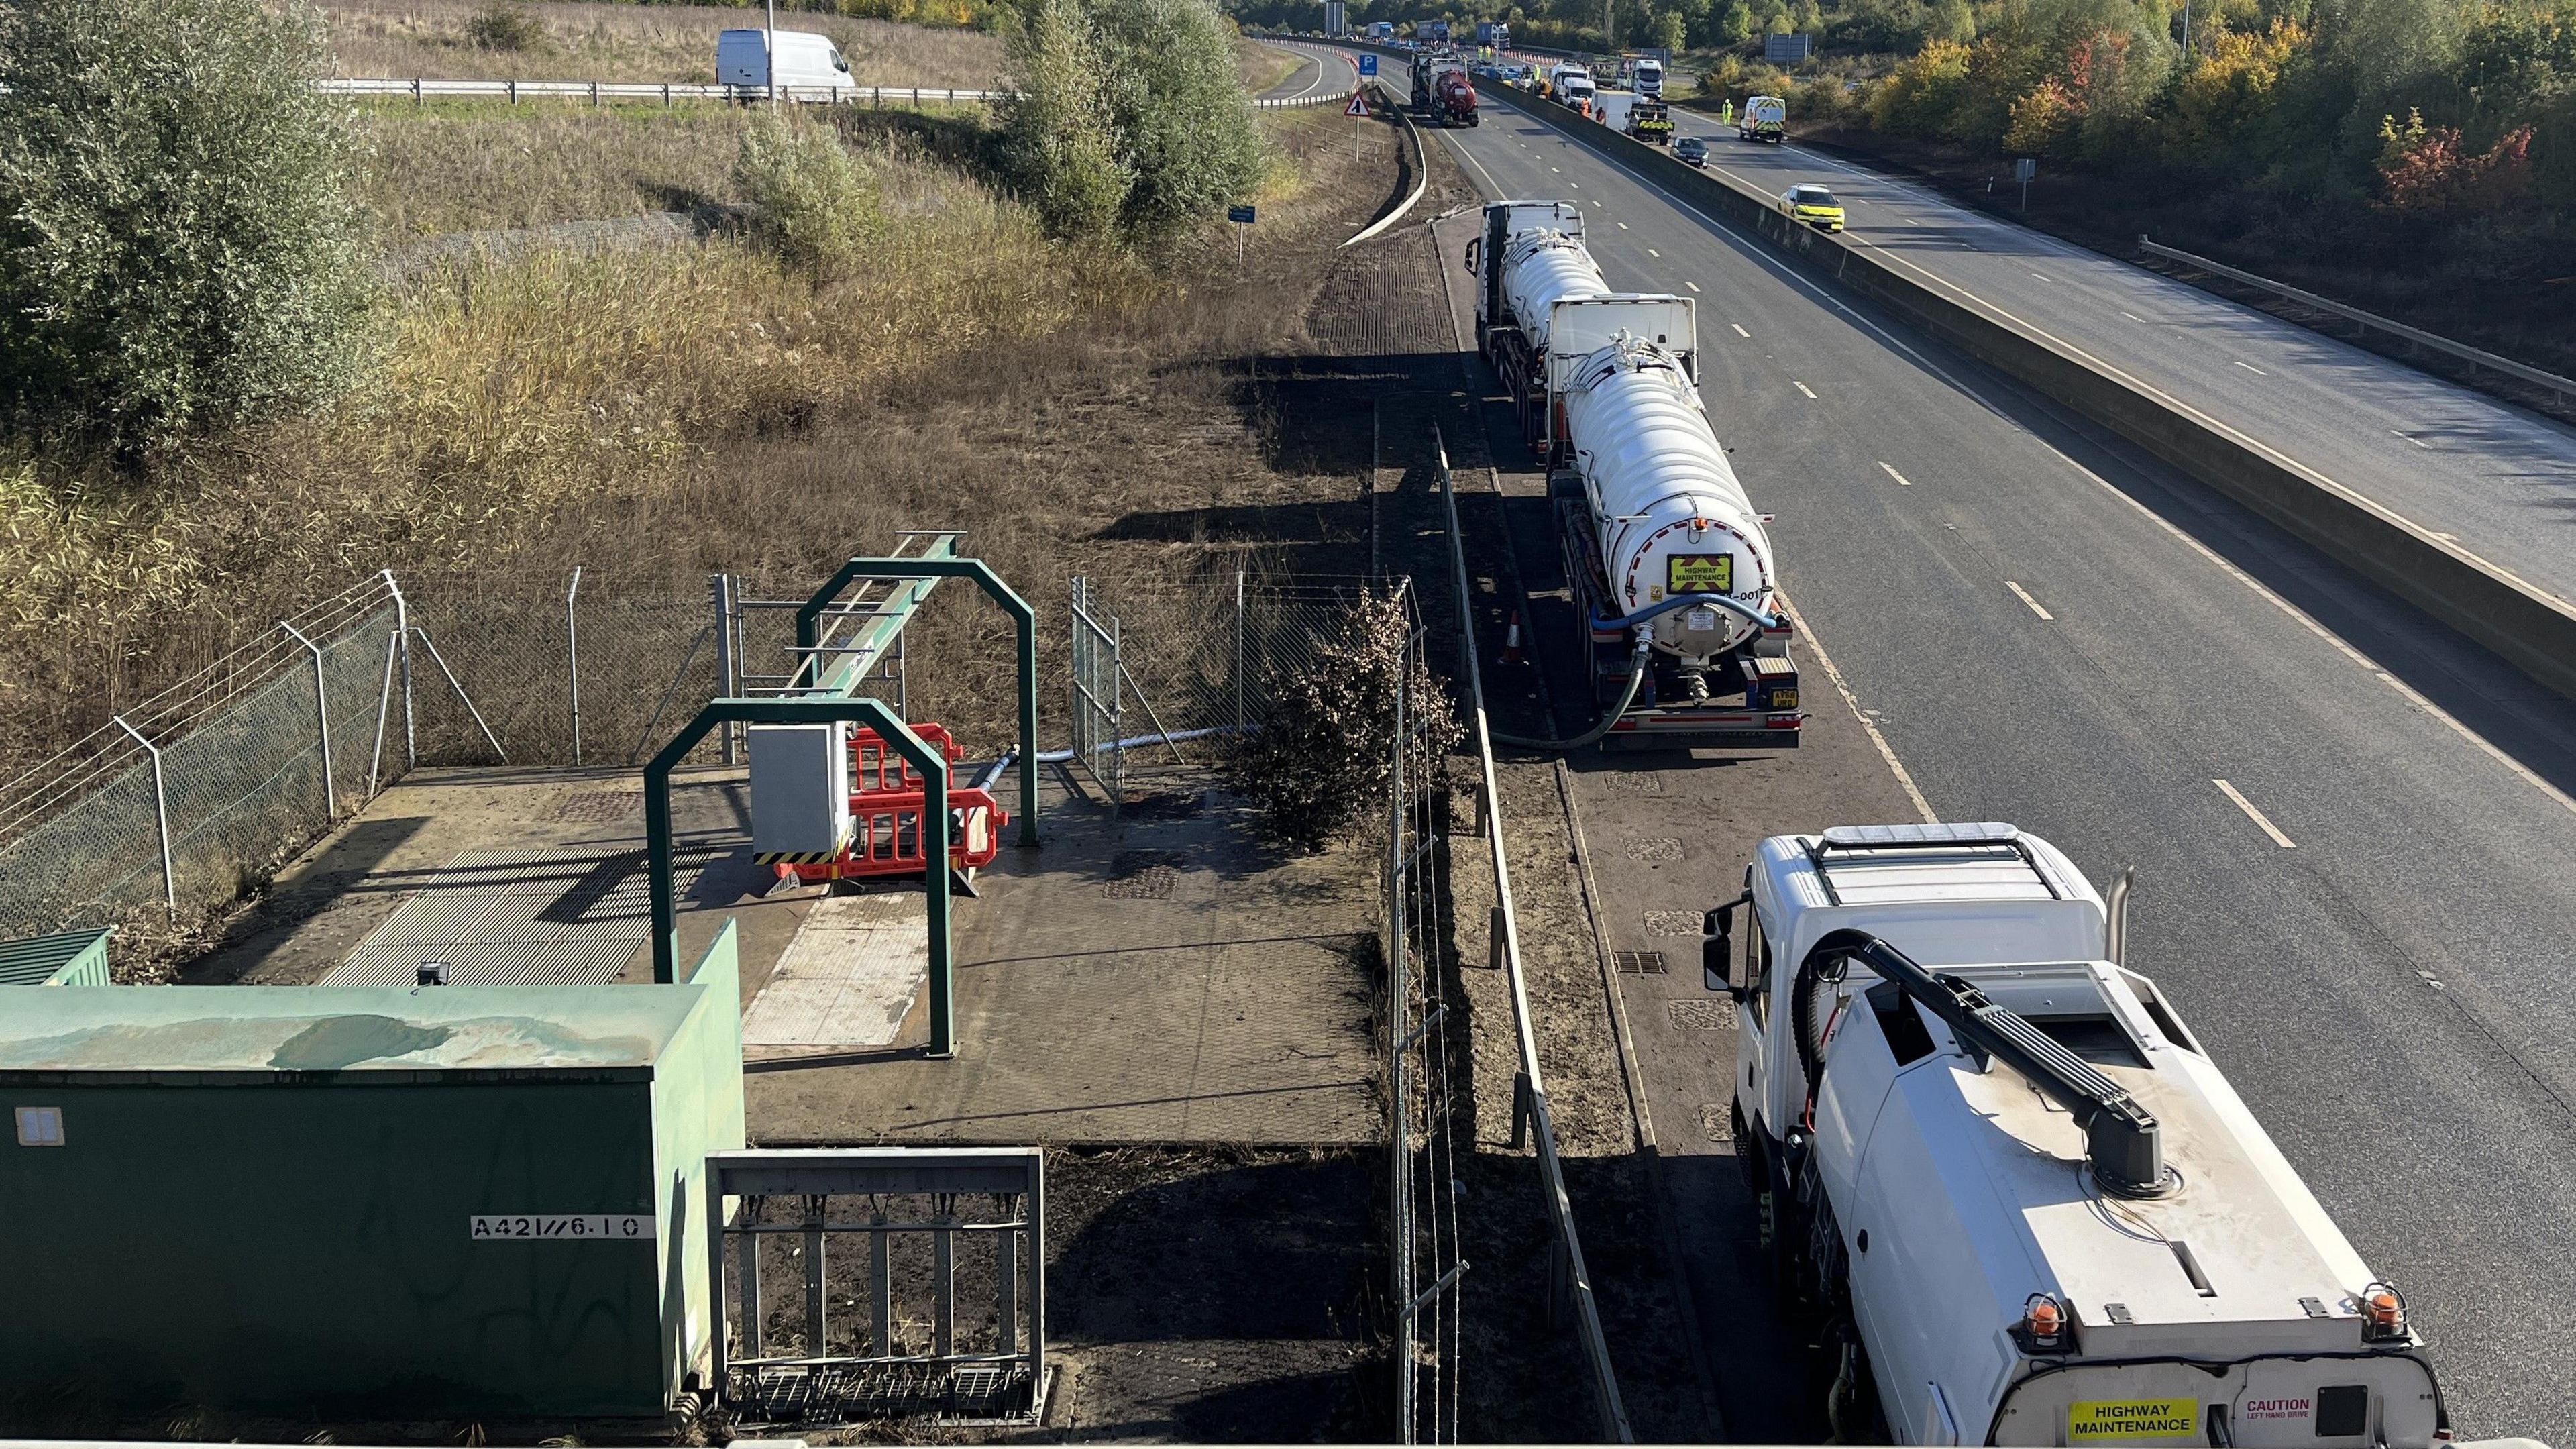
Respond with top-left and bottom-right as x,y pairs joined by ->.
1668,999 -> 1737,1030
1613,951 -> 1668,975
324,843 -> 721,985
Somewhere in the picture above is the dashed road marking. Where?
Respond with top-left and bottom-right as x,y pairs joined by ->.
1878,460 -> 1912,486
1792,380 -> 1817,399
1617,221 -> 1629,229
2031,271 -> 2051,282
2214,779 -> 2296,848
2120,311 -> 2147,323
2005,580 -> 2054,621
1684,280 -> 1700,291
1731,323 -> 1751,338
2233,360 -> 2268,375
2393,430 -> 2430,448
1646,247 -> 1660,257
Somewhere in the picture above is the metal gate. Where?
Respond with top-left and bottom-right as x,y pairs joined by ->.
707,1147 -> 1046,1425
1068,576 -> 1122,808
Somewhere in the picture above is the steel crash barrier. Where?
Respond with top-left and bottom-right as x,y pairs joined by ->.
1450,66 -> 2576,710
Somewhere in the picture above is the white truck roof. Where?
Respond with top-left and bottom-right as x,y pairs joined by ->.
1762,826 -> 2396,1358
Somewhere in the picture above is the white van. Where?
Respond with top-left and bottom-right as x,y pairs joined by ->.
716,28 -> 855,95
1738,93 -> 1786,142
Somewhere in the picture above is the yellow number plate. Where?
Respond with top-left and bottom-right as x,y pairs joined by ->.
1768,688 -> 1799,710
2070,1400 -> 2201,1442
1668,555 -> 1733,594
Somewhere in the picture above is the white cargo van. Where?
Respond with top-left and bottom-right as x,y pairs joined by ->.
716,28 -> 854,96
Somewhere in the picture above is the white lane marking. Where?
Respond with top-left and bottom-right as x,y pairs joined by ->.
1878,460 -> 1912,486
1646,247 -> 1660,257
2049,437 -> 2576,821
1551,166 -> 1560,172
1570,181 -> 1581,188
2393,430 -> 2430,449
1468,111 -> 2576,826
2233,360 -> 2268,376
1731,323 -> 1751,338
1617,221 -> 1629,229
2005,580 -> 2055,620
2031,271 -> 2051,282
2214,779 -> 2296,848
1793,380 -> 1817,399
1905,217 -> 1921,225
1777,591 -> 1937,823
2120,311 -> 2147,323
1684,280 -> 1701,291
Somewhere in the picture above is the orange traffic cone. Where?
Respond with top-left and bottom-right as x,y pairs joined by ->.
1498,611 -> 1525,666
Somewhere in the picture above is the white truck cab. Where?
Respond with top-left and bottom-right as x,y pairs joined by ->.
1708,824 -> 2521,1448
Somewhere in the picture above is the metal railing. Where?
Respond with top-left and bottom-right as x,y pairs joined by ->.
2139,235 -> 2575,408
320,75 -> 1352,109
1434,433 -> 1634,1441
320,77 -> 1006,105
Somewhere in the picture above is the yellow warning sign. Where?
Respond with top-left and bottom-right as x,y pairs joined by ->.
2070,1399 -> 2201,1442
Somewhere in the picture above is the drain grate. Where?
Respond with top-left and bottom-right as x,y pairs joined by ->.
1644,909 -> 1703,936
727,1360 -> 1038,1426
547,791 -> 639,824
1668,999 -> 1738,1030
1613,951 -> 1668,975
1104,849 -> 1185,900
1625,837 -> 1684,862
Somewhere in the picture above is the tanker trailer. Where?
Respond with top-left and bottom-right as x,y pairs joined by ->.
1705,824 -> 2548,1448
1557,335 -> 1801,748
1463,199 -> 1802,750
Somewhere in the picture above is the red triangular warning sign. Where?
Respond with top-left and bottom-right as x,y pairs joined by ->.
1346,92 -> 1370,117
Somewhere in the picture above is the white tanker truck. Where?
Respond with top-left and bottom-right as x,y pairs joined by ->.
1703,824 -> 2542,1448
1464,200 -> 1801,750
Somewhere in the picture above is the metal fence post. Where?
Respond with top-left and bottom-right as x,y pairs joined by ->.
1235,569 -> 1247,737
110,715 -> 176,919
278,621 -> 337,818
712,573 -> 739,765
566,567 -> 585,766
386,570 -> 417,767
1389,630 -> 1413,1444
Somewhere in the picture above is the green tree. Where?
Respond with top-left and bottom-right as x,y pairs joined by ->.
0,0 -> 372,458
1931,0 -> 1977,43
1712,0 -> 1757,44
996,0 -> 1131,240
731,109 -> 884,282
1791,0 -> 1823,30
1654,6 -> 1691,49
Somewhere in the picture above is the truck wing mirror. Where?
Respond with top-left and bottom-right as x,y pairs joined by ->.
1703,901 -> 1737,998
1462,237 -> 1480,274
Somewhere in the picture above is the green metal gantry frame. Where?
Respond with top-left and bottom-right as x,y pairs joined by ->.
794,555 -> 1040,849
643,551 -> 1041,1060
647,696 -> 957,1051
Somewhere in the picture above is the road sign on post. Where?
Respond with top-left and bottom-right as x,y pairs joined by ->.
1346,91 -> 1370,115
1358,52 -> 1378,76
1229,203 -> 1254,272
2014,156 -> 2035,211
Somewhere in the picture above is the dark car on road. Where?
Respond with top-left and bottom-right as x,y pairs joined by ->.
1674,135 -> 1709,166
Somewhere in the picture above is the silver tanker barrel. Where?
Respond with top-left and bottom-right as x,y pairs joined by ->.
1560,335 -> 1776,661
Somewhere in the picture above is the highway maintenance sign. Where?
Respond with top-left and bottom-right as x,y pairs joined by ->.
1346,92 -> 1370,116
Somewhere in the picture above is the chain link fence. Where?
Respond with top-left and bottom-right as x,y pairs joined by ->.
0,576 -> 405,944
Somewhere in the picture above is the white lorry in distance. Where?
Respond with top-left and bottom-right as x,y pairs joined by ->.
716,28 -> 855,95
1739,91 -> 1786,140
1705,822 -> 2540,1447
1550,62 -> 1597,111
1633,56 -> 1664,95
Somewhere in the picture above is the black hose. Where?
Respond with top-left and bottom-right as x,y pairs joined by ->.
1492,639 -> 1650,751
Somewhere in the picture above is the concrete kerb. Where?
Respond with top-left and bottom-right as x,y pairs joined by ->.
1469,76 -> 2576,708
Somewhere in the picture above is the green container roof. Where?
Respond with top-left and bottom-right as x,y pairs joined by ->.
0,985 -> 710,1083
0,928 -> 112,987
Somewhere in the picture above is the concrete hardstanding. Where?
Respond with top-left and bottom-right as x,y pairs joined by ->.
0,928 -> 745,1418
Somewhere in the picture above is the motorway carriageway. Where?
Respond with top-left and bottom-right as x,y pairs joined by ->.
1673,97 -> 2576,613
1386,67 -> 2576,1442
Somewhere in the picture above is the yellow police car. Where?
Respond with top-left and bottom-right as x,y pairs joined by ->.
1778,183 -> 1846,232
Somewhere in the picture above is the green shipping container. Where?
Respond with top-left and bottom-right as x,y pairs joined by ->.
0,928 -> 113,987
0,924 -> 746,1420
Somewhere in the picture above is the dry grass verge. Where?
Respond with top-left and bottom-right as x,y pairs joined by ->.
321,0 -> 1004,85
0,100 -> 1409,782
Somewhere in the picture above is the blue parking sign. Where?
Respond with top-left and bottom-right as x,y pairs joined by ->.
1358,53 -> 1378,75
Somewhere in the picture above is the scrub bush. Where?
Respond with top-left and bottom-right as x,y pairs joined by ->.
0,0 -> 373,459
732,108 -> 885,282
